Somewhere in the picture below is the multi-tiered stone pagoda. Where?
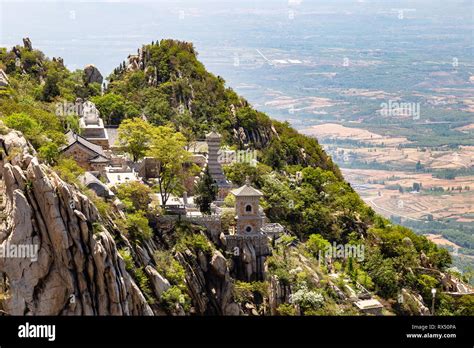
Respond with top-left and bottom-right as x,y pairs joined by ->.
205,131 -> 232,200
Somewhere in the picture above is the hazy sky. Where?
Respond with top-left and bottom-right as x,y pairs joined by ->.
2,0 -> 472,76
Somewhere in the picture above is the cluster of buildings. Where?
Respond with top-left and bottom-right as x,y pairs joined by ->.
59,101 -> 139,198
60,101 -> 284,281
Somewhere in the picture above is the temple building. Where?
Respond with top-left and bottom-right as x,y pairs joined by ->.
205,131 -> 232,200
232,180 -> 266,235
220,178 -> 284,281
60,101 -> 113,175
61,131 -> 110,175
78,101 -> 110,149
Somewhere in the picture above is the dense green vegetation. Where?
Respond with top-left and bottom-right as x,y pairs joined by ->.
102,40 -> 341,176
222,159 -> 457,309
0,44 -> 98,166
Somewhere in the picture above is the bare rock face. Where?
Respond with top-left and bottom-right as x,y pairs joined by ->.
210,250 -> 227,278
0,69 -> 9,87
399,288 -> 430,315
0,129 -> 153,315
52,57 -> 64,67
145,265 -> 170,299
233,126 -> 274,150
127,54 -> 141,72
22,37 -> 33,51
83,64 -> 104,85
223,236 -> 269,282
178,248 -> 241,315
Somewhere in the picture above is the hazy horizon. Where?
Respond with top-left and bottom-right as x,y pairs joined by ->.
1,0 -> 472,80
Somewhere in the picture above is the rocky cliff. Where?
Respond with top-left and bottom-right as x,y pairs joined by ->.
0,129 -> 152,315
0,128 -> 245,316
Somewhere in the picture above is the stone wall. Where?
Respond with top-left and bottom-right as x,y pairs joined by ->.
62,145 -> 93,171
156,215 -> 271,281
222,233 -> 270,281
156,215 -> 222,238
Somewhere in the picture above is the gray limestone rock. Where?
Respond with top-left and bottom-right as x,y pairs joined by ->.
210,250 -> 227,278
83,64 -> 104,85
0,129 -> 152,315
22,38 -> 33,51
145,265 -> 171,299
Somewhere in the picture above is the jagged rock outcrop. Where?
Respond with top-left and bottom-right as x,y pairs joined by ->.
233,126 -> 275,150
0,129 -> 152,315
22,38 -> 33,51
398,288 -> 430,315
268,275 -> 292,315
145,265 -> 170,299
127,55 -> 141,72
178,248 -> 240,315
83,64 -> 103,85
221,233 -> 270,281
0,69 -> 9,88
52,57 -> 64,67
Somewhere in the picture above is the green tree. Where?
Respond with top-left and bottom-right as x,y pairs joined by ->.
427,246 -> 451,270
53,158 -> 85,185
91,93 -> 139,124
143,93 -> 174,125
365,249 -> 399,298
223,193 -> 236,208
194,166 -> 218,214
417,274 -> 439,300
117,117 -> 154,162
65,114 -> 81,134
306,234 -> 330,257
4,112 -> 42,146
220,209 -> 236,233
276,303 -> 297,316
154,250 -> 186,288
372,260 -> 399,298
41,72 -> 60,101
115,181 -> 153,212
147,126 -> 190,207
262,139 -> 285,169
38,142 -> 60,165
161,285 -> 191,312
126,211 -> 153,241
455,295 -> 474,316
223,162 -> 254,186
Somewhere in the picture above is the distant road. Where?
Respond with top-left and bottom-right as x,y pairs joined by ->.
364,192 -> 422,222
255,49 -> 273,65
